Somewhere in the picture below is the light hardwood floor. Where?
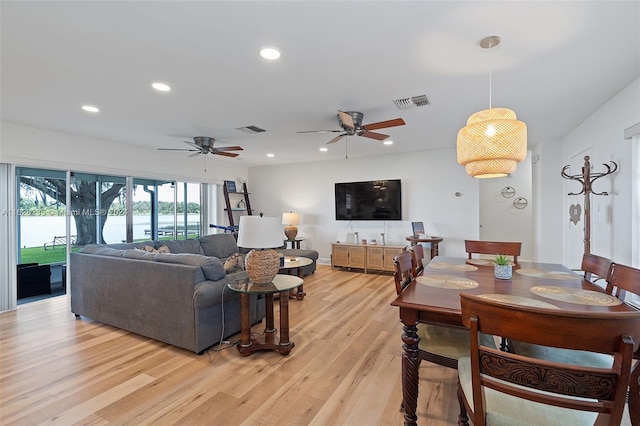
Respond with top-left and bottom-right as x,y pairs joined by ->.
0,265 -> 632,425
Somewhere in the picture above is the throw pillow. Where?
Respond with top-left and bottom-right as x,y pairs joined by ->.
224,252 -> 244,274
139,244 -> 170,253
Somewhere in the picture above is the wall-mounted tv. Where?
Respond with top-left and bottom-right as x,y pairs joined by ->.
335,179 -> 402,221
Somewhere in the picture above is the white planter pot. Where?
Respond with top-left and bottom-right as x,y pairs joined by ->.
494,264 -> 512,280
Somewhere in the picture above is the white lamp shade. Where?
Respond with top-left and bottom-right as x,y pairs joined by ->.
237,215 -> 283,249
282,212 -> 300,226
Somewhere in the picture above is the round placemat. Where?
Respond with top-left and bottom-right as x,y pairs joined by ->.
416,275 -> 479,289
529,286 -> 622,306
466,258 -> 493,266
515,269 -> 580,280
429,262 -> 478,272
478,294 -> 560,309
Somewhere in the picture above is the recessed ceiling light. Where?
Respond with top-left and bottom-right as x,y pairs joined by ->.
384,140 -> 394,145
267,153 -> 275,158
82,105 -> 100,113
259,47 -> 281,60
319,147 -> 328,152
152,82 -> 171,92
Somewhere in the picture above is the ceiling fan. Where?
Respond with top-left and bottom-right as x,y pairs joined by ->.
158,136 -> 243,158
297,110 -> 406,144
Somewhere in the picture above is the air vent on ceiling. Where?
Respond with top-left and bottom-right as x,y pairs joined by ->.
236,125 -> 266,134
393,95 -> 430,110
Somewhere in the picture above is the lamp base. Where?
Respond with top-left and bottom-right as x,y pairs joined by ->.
284,226 -> 298,241
245,249 -> 280,284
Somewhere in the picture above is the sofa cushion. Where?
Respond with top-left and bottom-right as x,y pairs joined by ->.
161,239 -> 203,254
122,249 -> 158,261
224,252 -> 244,273
79,245 -> 125,257
199,234 -> 239,258
108,240 -> 157,250
153,252 -> 226,282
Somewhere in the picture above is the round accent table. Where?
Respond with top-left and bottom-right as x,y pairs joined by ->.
405,236 -> 443,259
227,274 -> 303,356
278,256 -> 313,300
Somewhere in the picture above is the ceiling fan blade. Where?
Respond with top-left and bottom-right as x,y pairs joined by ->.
184,141 -> 201,150
158,148 -> 200,152
327,134 -> 346,144
213,151 -> 240,158
359,131 -> 389,141
338,110 -> 355,129
212,146 -> 243,151
188,151 -> 203,157
297,130 -> 343,134
363,118 -> 406,131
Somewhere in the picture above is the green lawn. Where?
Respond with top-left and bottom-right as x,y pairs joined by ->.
19,235 -> 199,265
20,246 -> 78,265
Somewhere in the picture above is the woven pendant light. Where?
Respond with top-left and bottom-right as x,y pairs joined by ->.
457,36 -> 527,178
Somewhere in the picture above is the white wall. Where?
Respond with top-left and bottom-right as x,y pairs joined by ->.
479,153 -> 533,260
532,139 -> 564,263
0,122 -> 248,184
561,77 -> 640,265
248,148 -> 480,261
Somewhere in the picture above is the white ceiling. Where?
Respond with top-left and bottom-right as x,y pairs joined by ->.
2,1 -> 639,168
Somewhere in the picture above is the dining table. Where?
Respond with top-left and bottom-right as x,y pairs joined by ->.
391,256 -> 639,426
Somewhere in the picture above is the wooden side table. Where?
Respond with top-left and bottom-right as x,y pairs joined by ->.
227,274 -> 303,356
284,238 -> 304,249
405,236 -> 443,259
278,256 -> 312,300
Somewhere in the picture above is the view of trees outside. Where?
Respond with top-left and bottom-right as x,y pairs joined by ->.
17,171 -> 201,256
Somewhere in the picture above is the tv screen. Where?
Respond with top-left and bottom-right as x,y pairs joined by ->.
335,179 -> 402,221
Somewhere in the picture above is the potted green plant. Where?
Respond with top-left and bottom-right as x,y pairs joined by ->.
494,254 -> 512,280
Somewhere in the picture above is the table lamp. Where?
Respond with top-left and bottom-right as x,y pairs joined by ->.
237,215 -> 283,284
282,212 -> 300,241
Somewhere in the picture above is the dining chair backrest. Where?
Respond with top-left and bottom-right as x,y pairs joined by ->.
393,251 -> 414,295
458,293 -> 640,426
580,253 -> 614,283
606,263 -> 640,300
464,240 -> 521,264
408,244 -> 425,277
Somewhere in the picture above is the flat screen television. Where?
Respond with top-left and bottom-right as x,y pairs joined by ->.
335,179 -> 402,221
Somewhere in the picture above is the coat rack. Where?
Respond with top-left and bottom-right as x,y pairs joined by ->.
561,155 -> 618,255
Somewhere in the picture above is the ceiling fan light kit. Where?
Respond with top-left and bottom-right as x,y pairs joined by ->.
158,136 -> 243,158
456,35 -> 527,178
297,110 -> 405,145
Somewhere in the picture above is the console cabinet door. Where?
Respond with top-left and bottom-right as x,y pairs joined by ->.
349,246 -> 366,268
332,244 -> 350,267
366,247 -> 384,270
383,247 -> 404,271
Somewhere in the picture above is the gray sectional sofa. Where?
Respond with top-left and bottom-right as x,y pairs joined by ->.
70,233 -> 318,354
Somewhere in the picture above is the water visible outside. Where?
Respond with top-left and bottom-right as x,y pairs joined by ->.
19,214 -> 200,248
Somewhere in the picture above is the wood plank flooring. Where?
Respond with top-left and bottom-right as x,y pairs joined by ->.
0,265 -> 632,425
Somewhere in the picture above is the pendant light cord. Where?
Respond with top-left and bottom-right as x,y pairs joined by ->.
488,40 -> 493,109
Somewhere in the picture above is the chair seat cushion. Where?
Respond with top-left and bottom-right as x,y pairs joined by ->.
417,324 -> 496,359
510,341 -> 613,368
458,357 -> 598,425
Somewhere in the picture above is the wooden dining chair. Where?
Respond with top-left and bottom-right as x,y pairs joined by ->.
575,252 -> 614,283
408,244 -> 425,277
606,263 -> 640,426
464,240 -> 521,265
457,292 -> 640,426
392,252 -> 495,370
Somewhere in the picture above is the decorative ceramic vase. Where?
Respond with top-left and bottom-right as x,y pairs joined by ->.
494,264 -> 513,280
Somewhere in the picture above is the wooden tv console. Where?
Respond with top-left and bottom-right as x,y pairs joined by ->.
330,242 -> 406,273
